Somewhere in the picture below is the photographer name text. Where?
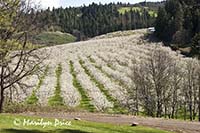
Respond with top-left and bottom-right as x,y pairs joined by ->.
14,118 -> 71,128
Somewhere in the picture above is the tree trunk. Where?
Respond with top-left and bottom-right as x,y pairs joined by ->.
157,99 -> 162,117
0,66 -> 4,113
189,88 -> 193,121
164,104 -> 167,118
198,77 -> 200,122
193,101 -> 197,120
175,109 -> 178,119
0,88 -> 4,113
189,102 -> 193,121
135,87 -> 139,116
172,88 -> 177,119
184,102 -> 187,120
172,106 -> 175,119
156,85 -> 163,118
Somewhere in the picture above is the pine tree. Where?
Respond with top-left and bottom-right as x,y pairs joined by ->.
155,7 -> 168,41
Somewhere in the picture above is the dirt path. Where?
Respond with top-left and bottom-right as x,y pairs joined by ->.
22,112 -> 200,133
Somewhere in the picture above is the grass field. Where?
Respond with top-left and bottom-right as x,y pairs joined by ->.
118,7 -> 157,17
118,7 -> 142,14
32,31 -> 76,46
0,114 -> 172,133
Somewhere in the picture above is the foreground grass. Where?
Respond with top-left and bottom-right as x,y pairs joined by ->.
0,114 -> 171,133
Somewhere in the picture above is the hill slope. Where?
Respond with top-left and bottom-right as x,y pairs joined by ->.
31,31 -> 76,46
6,29 -> 199,120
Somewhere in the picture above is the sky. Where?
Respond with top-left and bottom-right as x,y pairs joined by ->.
34,0 -> 163,9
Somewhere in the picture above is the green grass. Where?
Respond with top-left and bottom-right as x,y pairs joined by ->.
32,31 -> 76,45
118,7 -> 157,17
149,10 -> 157,17
0,114 -> 172,133
25,91 -> 39,105
118,7 -> 142,14
69,61 -> 96,112
48,64 -> 64,106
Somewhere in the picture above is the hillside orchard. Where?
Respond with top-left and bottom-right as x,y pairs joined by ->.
5,29 -> 200,121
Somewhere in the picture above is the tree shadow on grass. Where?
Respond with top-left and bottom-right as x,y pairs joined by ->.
1,129 -> 90,133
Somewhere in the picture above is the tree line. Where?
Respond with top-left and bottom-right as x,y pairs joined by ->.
33,3 -> 158,40
155,0 -> 200,57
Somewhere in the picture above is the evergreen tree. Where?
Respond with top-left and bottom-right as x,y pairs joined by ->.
155,7 -> 168,41
33,3 -> 157,38
192,33 -> 200,58
155,0 -> 200,55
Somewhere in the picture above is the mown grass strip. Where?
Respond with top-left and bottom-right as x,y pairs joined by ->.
69,60 -> 95,112
84,59 -> 127,114
48,64 -> 64,106
25,66 -> 49,105
0,114 -> 172,133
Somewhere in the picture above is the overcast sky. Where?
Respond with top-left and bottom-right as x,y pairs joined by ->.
34,0 -> 164,9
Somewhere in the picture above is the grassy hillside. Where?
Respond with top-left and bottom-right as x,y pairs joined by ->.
0,114 -> 171,133
32,31 -> 76,46
118,6 -> 157,17
118,7 -> 141,14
